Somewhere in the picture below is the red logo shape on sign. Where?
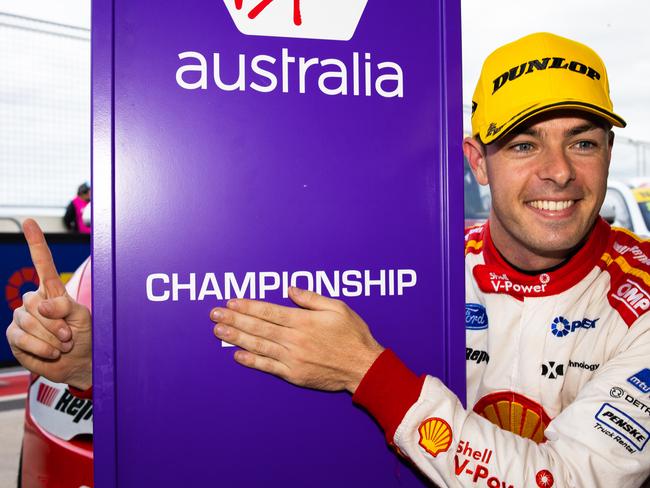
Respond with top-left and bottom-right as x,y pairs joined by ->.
235,0 -> 302,25
5,267 -> 39,311
224,0 -> 368,41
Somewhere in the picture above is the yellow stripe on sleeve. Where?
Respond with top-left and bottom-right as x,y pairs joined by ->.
601,253 -> 650,288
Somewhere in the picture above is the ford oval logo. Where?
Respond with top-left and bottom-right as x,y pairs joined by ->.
466,303 -> 488,330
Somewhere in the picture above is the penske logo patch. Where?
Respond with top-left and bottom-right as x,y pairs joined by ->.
595,403 -> 649,452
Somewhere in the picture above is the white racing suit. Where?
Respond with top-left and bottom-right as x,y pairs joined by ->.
353,219 -> 650,487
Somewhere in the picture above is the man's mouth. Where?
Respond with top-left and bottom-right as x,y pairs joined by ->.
526,200 -> 576,211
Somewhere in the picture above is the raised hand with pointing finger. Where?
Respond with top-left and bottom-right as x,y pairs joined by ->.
5,219 -> 92,390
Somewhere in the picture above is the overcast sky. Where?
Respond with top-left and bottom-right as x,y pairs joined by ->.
3,0 -> 648,142
0,0 -> 89,28
462,0 -> 650,143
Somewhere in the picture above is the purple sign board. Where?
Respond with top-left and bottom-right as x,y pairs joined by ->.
92,0 -> 465,485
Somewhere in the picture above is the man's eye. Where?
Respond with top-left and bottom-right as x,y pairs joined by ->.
575,140 -> 596,150
511,142 -> 534,152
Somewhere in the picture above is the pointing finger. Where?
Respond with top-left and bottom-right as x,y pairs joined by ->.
23,219 -> 66,298
44,278 -> 66,300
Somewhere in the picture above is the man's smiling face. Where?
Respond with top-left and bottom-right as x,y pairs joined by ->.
465,111 -> 614,270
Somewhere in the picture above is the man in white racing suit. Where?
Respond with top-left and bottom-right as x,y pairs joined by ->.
209,33 -> 650,487
7,31 -> 650,487
349,217 -> 650,487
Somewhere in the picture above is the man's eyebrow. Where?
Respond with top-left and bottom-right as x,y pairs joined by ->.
493,126 -> 539,148
565,123 -> 599,137
514,127 -> 540,137
510,123 -> 601,140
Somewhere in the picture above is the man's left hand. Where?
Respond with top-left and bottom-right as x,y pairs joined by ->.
210,287 -> 384,394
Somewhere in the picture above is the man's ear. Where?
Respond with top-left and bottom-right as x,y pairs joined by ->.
463,137 -> 489,186
603,130 -> 615,173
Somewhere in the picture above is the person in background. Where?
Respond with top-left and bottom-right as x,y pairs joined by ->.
82,201 -> 92,230
63,182 -> 91,234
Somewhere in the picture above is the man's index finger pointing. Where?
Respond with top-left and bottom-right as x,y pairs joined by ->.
23,219 -> 66,298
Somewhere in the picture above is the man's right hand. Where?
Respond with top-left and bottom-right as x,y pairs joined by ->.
5,219 -> 92,390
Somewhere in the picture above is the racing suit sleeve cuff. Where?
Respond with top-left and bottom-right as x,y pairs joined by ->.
68,385 -> 93,399
352,349 -> 425,444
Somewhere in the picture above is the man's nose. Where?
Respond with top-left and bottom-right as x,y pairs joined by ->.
537,147 -> 576,187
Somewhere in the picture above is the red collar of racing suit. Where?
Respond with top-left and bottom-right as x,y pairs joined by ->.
473,218 -> 611,300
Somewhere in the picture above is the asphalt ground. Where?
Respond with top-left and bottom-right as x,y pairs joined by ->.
0,409 -> 23,488
0,367 -> 28,488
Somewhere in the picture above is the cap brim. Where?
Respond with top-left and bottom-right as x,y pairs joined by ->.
481,101 -> 626,144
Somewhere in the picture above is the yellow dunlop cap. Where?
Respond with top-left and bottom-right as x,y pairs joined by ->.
471,32 -> 626,144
